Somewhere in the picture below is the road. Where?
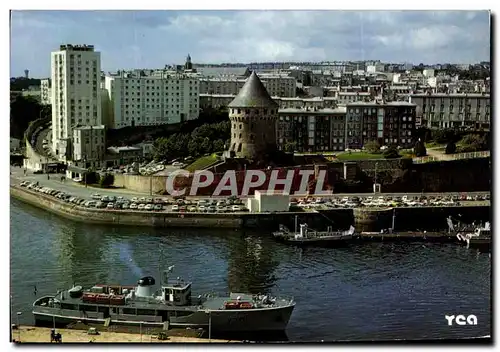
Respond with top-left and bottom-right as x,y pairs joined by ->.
11,166 -> 491,201
426,147 -> 454,161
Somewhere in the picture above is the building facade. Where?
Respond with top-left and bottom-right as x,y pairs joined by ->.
409,93 -> 490,130
104,70 -> 200,129
199,74 -> 296,97
227,72 -> 279,159
50,44 -> 102,161
276,107 -> 347,152
345,101 -> 417,150
40,78 -> 52,105
72,125 -> 106,165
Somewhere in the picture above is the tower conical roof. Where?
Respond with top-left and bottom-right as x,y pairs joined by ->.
228,71 -> 278,108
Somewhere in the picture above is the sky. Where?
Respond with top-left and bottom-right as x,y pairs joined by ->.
10,10 -> 491,78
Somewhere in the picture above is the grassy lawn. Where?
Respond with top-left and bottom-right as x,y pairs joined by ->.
185,154 -> 220,172
334,152 -> 385,161
425,142 -> 445,148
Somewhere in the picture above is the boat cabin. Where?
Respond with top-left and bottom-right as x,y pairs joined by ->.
475,222 -> 491,237
162,278 -> 192,306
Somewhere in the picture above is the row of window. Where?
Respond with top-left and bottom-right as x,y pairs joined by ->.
121,111 -> 182,116
120,85 -> 195,91
123,79 -> 196,85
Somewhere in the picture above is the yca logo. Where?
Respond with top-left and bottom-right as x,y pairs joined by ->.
445,314 -> 478,326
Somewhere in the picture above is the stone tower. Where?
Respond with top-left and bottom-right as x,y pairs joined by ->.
227,71 -> 279,159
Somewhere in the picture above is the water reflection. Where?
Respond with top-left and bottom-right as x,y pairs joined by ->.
225,232 -> 279,294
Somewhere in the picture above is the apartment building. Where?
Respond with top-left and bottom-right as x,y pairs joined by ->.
50,44 -> 102,161
104,70 -> 200,129
199,74 -> 296,97
40,78 -> 52,105
345,101 -> 416,150
337,92 -> 371,104
409,93 -> 490,130
199,94 -> 235,109
72,125 -> 106,165
276,107 -> 347,152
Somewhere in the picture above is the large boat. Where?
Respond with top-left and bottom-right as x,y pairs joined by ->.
32,266 -> 295,332
456,221 -> 491,249
273,216 -> 355,245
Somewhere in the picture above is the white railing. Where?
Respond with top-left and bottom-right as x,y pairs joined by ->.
413,150 -> 490,164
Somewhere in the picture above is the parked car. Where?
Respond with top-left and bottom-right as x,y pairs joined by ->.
107,203 -> 114,209
172,205 -> 179,212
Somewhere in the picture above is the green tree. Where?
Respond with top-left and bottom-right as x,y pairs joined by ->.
200,137 -> 213,154
213,139 -> 225,152
10,77 -> 42,91
459,133 -> 489,152
99,173 -> 115,187
413,139 -> 427,157
432,129 -> 457,144
10,95 -> 49,139
283,142 -> 297,153
383,145 -> 400,159
84,171 -> 99,185
445,141 -> 457,154
364,140 -> 381,153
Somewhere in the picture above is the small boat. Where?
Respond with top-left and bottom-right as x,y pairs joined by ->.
273,216 -> 355,245
456,222 -> 491,249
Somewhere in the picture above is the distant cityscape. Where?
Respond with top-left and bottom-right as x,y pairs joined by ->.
11,43 -> 490,172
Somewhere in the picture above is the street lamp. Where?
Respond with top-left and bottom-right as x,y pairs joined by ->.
16,312 -> 22,342
205,310 -> 211,342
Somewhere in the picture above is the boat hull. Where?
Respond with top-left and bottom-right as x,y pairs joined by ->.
33,304 -> 294,333
273,235 -> 352,247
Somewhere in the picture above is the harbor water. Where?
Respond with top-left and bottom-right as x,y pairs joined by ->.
10,198 -> 491,341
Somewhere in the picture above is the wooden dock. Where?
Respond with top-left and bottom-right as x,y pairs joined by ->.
11,325 -> 241,343
357,231 -> 457,241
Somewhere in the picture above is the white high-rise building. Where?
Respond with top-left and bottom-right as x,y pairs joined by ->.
104,70 -> 199,129
51,44 -> 102,161
40,78 -> 52,105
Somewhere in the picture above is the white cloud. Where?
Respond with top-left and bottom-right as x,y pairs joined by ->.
10,10 -> 490,77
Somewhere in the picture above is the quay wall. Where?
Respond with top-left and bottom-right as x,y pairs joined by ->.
10,186 -> 490,232
112,158 -> 491,196
10,186 -> 244,229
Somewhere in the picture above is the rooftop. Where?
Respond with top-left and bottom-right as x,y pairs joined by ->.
346,100 -> 417,107
107,146 -> 142,153
278,107 -> 347,114
58,44 -> 95,52
74,125 -> 106,130
228,71 -> 279,109
409,93 -> 490,98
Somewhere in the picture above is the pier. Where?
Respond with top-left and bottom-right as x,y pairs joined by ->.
12,325 -> 240,343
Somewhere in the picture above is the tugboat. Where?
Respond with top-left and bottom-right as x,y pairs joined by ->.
456,222 -> 491,250
273,216 -> 355,245
32,266 -> 295,332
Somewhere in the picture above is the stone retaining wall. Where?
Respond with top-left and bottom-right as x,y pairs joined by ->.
10,186 -> 243,229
